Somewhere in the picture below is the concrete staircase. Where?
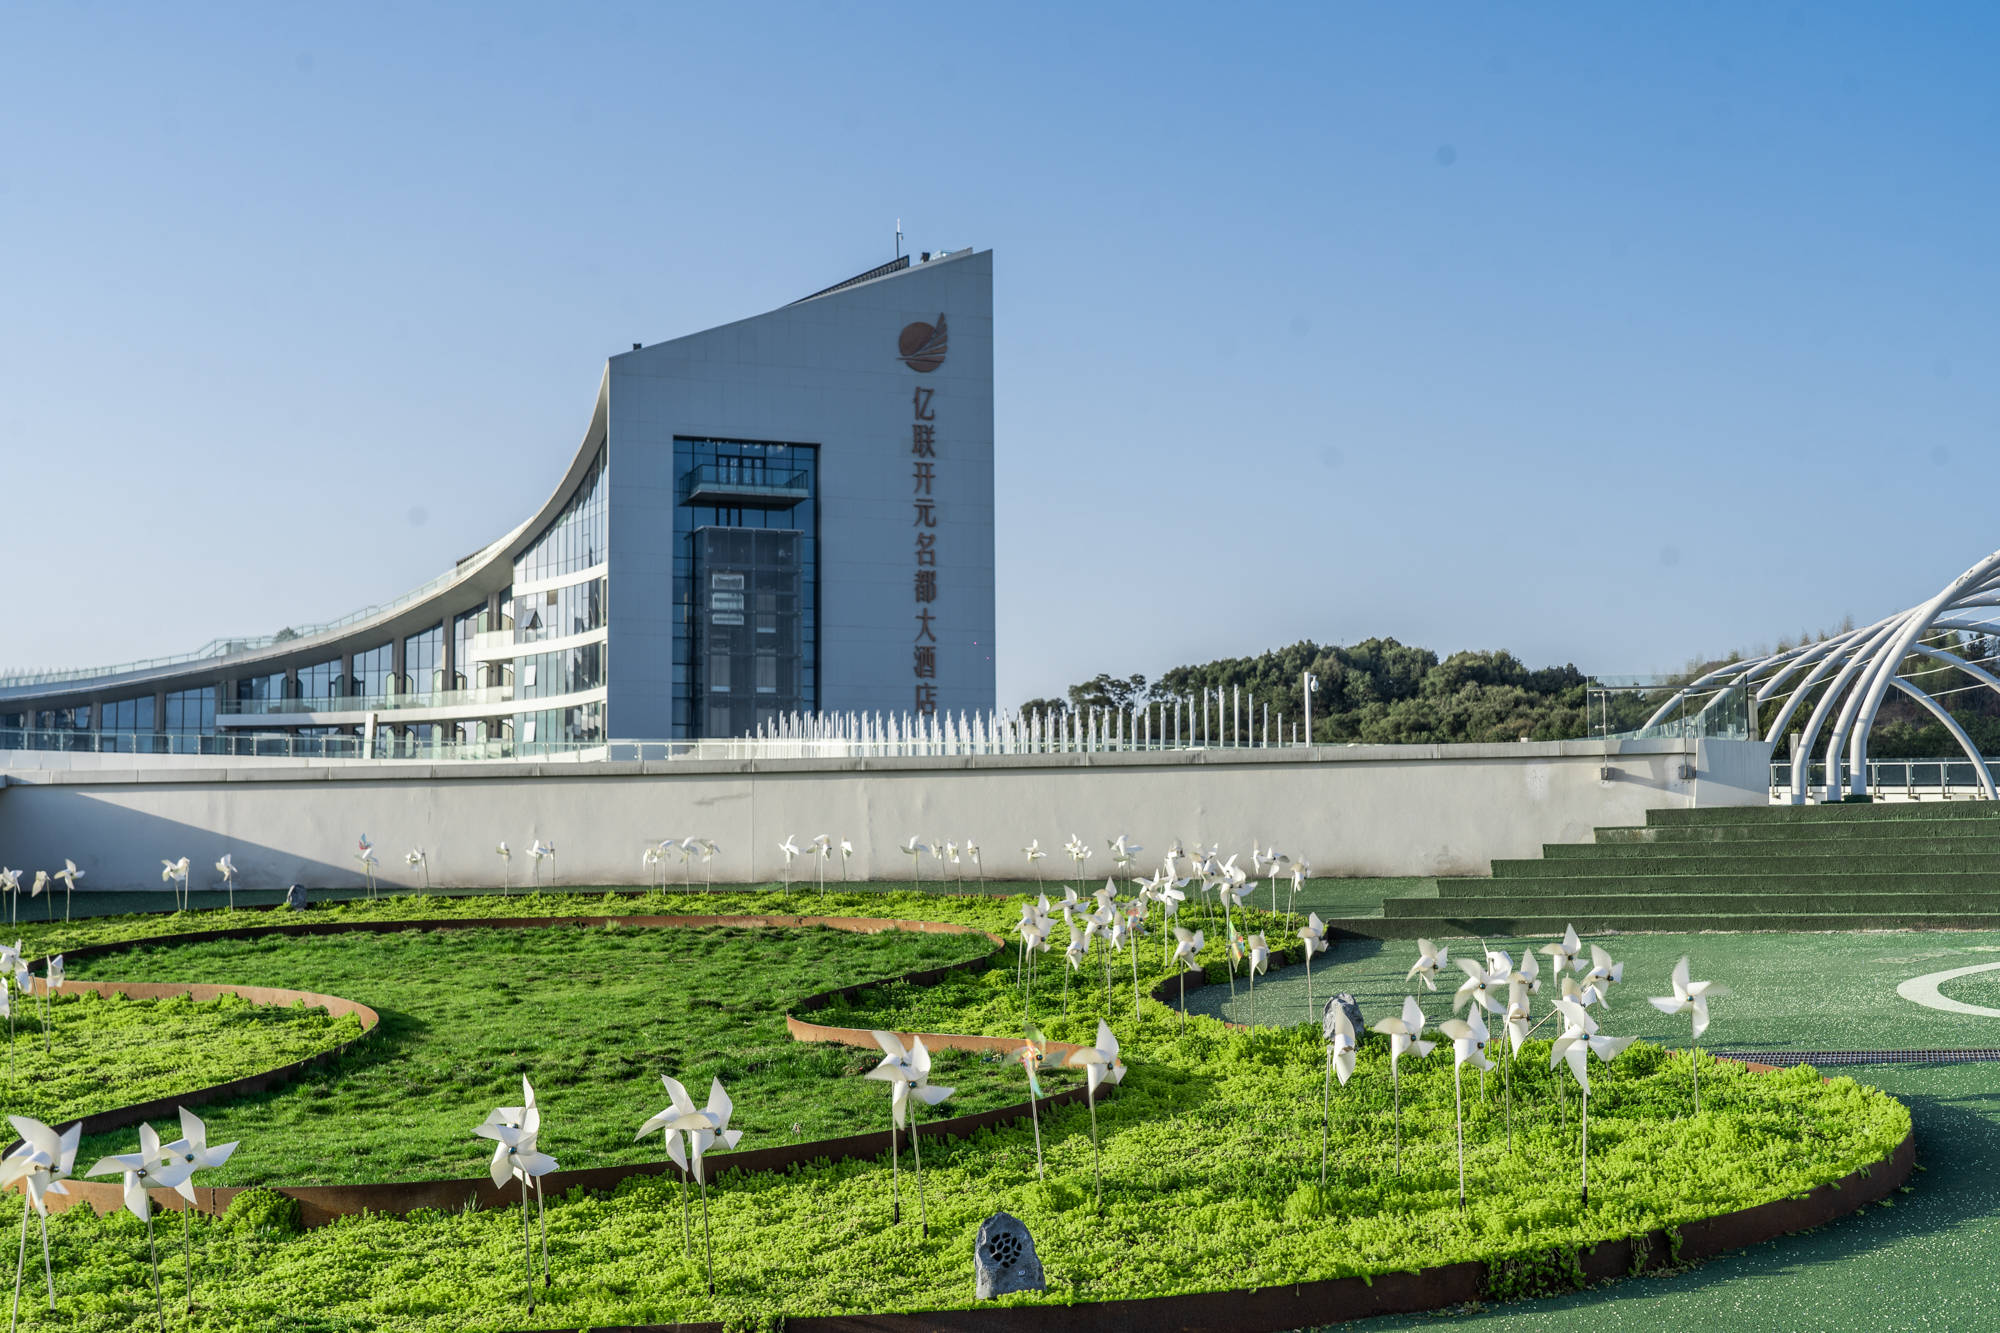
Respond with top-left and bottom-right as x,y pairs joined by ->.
1328,801 -> 2000,938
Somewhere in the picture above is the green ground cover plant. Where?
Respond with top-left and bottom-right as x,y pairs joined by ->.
64,921 -> 1072,1184
0,990 -> 360,1127
0,890 -> 1908,1331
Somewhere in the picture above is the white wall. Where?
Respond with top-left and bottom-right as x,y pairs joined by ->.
0,737 -> 1765,893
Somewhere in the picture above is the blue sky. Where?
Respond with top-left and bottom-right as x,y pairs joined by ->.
6,4 -> 1999,705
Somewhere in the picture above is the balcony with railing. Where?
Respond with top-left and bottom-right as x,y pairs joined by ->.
676,462 -> 810,509
217,685 -> 516,718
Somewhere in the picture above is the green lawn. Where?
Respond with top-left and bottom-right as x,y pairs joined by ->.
64,921 -> 1068,1186
0,990 -> 359,1127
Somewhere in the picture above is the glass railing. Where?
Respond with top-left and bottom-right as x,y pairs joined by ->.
0,728 -> 604,762
1770,759 -> 1998,800
676,463 -> 810,506
0,531 -> 518,692
219,686 -> 517,716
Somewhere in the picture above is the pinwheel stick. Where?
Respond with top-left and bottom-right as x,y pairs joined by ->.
909,1102 -> 929,1238
889,1120 -> 901,1225
1391,1059 -> 1403,1174
1452,1063 -> 1467,1212
1581,1089 -> 1590,1207
520,1176 -> 535,1313
1087,1088 -> 1103,1211
1129,943 -> 1140,1026
537,1182 -> 549,1289
12,1191 -> 28,1333
148,1209 -> 163,1333
1026,1076 -> 1044,1182
700,1175 -> 715,1295
1691,1044 -> 1701,1115
1319,1046 -> 1334,1185
1178,969 -> 1187,1034
1305,951 -> 1314,1024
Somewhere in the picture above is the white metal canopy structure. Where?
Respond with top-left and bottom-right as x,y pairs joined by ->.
1642,546 -> 2000,803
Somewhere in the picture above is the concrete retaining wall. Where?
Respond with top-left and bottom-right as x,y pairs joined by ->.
0,737 -> 1769,892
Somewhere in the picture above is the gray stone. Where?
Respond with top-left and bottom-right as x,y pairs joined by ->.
282,884 -> 308,911
1323,992 -> 1364,1042
974,1210 -> 1043,1300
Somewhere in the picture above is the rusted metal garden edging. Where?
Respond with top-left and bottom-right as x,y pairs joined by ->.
35,912 -> 1084,1228
508,1126 -> 1915,1333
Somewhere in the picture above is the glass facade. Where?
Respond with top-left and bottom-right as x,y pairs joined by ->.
672,437 -> 818,738
453,608 -> 481,689
404,625 -> 443,694
517,578 -> 605,644
515,449 -> 607,585
164,686 -> 216,752
237,672 -> 290,705
298,658 -> 342,701
351,643 -> 393,698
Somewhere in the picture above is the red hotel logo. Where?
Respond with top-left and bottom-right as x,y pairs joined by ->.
898,314 -> 947,373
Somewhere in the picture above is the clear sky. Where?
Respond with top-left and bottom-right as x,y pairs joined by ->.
6,4 -> 1999,707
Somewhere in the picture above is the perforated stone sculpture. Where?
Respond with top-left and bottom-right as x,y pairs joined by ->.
974,1210 -> 1044,1300
283,884 -> 308,911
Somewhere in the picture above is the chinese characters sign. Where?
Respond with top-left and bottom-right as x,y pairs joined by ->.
913,379 -> 939,715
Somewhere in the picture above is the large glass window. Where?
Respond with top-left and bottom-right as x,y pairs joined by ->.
453,608 -> 481,689
100,696 -> 156,751
298,658 -> 342,701
516,577 -> 605,645
351,643 -> 393,699
163,686 -> 215,753
237,672 -> 289,706
515,449 -> 607,585
672,437 -> 818,738
404,625 -> 443,695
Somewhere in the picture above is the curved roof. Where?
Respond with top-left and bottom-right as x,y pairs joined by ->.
0,372 -> 609,705
1649,546 -> 2000,801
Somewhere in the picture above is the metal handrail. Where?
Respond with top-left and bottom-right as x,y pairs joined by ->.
0,533 -> 513,691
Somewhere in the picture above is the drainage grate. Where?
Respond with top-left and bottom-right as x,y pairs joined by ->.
1712,1048 -> 2000,1067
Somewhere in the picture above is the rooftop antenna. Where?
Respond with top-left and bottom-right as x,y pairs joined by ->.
896,218 -> 903,260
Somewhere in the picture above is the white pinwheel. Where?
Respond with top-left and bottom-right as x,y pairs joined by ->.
51,860 -> 81,922
1063,1019 -> 1127,1204
1435,1008 -> 1495,1210
1298,913 -> 1329,1019
1058,921 -> 1090,1016
1245,930 -> 1271,1025
642,843 -> 664,890
839,837 -> 855,882
1550,998 -> 1636,1206
158,859 -> 189,913
87,1123 -> 196,1327
964,839 -> 982,889
161,1108 -> 240,1313
1169,926 -> 1205,1031
1288,856 -> 1310,926
1452,956 -> 1506,1018
1022,838 -> 1047,886
405,848 -> 430,893
1581,944 -> 1624,1001
1370,995 -> 1436,1173
1014,902 -> 1051,1004
1016,1028 -> 1051,1181
635,1074 -> 741,1292
809,834 -> 833,897
1107,835 -> 1144,875
3,1115 -> 80,1318
475,1086 -> 559,1312
775,835 -> 802,899
864,1031 -> 952,1234
214,853 -> 237,910
1542,923 -> 1587,974
1650,956 -> 1730,1113
901,837 -> 932,894
495,841 -> 512,888
1318,1001 -> 1359,1184
1407,938 -> 1449,991
355,836 -> 380,898
0,870 -> 17,926
527,839 -> 556,888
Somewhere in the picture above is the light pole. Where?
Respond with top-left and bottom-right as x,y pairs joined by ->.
1302,672 -> 1319,746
